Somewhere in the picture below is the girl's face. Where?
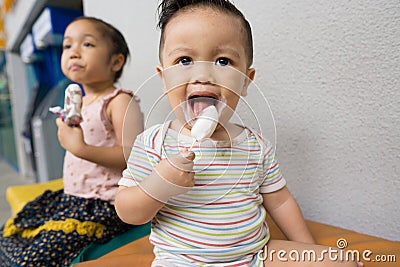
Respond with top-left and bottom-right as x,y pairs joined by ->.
61,19 -> 120,87
157,7 -> 255,128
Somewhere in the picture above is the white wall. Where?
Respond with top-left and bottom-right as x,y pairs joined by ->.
83,0 -> 162,124
84,0 -> 400,241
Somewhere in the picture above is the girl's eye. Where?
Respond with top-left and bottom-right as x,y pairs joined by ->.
178,57 -> 193,66
63,44 -> 71,50
215,58 -> 231,66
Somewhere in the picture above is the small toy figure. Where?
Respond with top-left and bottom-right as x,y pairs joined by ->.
49,84 -> 83,127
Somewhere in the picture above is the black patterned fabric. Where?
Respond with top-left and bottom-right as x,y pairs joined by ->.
0,189 -> 133,267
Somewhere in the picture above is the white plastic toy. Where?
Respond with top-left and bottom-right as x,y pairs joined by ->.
49,84 -> 82,127
189,105 -> 218,149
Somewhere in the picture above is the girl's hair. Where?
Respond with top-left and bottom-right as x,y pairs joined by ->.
71,16 -> 130,83
157,0 -> 253,66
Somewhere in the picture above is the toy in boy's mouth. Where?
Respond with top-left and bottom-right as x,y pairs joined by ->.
49,84 -> 83,127
188,94 -> 218,117
187,104 -> 219,151
181,95 -> 226,150
183,95 -> 226,126
191,105 -> 219,142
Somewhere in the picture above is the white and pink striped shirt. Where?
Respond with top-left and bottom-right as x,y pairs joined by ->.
119,123 -> 286,266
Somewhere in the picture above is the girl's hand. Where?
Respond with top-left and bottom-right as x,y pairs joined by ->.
55,118 -> 86,156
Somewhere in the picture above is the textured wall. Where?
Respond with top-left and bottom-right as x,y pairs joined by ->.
85,0 -> 400,240
236,0 -> 400,240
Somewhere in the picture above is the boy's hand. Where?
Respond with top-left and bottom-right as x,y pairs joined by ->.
139,150 -> 196,203
156,150 -> 195,187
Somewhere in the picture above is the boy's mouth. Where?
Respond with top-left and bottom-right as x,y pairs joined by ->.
188,93 -> 219,118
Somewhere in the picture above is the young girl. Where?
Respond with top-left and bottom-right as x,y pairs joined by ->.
0,17 -> 143,266
115,1 -> 359,266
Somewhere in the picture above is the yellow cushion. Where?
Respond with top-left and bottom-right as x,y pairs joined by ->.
6,178 -> 64,214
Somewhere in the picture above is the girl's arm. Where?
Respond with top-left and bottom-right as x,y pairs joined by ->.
56,93 -> 143,171
262,186 -> 315,243
107,92 -> 144,166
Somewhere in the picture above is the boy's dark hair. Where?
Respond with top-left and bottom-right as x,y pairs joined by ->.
71,16 -> 130,83
157,0 -> 253,66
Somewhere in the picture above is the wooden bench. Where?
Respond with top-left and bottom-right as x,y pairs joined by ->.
73,216 -> 400,267
6,181 -> 399,267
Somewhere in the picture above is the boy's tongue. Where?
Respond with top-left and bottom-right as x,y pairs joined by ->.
191,97 -> 215,118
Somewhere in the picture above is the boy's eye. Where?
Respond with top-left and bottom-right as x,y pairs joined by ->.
215,58 -> 231,66
62,44 -> 71,50
178,57 -> 193,66
83,42 -> 94,47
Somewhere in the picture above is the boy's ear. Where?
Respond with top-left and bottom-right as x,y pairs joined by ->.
111,54 -> 125,72
156,65 -> 168,92
156,65 -> 163,78
241,68 -> 256,97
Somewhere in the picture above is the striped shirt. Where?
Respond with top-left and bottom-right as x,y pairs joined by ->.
119,123 -> 286,266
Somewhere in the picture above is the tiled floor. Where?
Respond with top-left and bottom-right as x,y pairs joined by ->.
0,159 -> 34,225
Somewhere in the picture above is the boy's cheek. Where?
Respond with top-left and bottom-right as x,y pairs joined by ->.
166,93 -> 186,120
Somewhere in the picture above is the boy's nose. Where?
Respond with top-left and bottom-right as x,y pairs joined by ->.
162,62 -> 220,91
190,62 -> 216,84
